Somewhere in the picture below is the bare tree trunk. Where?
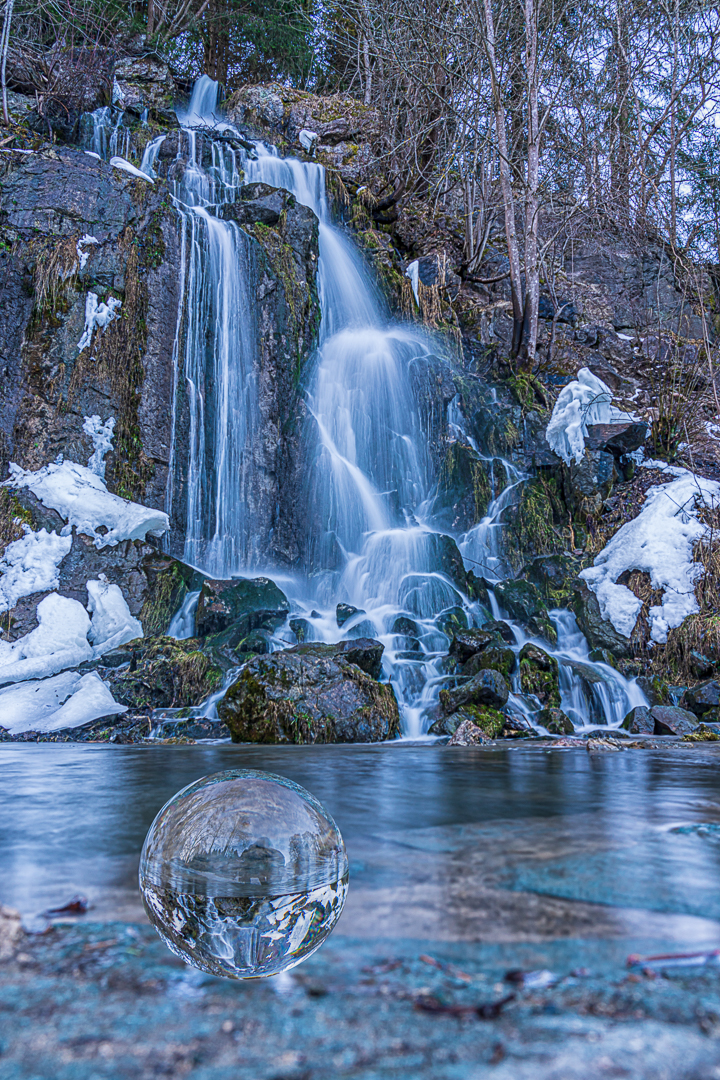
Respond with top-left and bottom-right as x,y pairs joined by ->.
482,0 -> 524,356
669,0 -> 679,246
362,34 -> 372,105
521,0 -> 540,367
147,0 -> 155,37
1,0 -> 14,128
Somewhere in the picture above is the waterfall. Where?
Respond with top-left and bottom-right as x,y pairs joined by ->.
166,79 -> 647,736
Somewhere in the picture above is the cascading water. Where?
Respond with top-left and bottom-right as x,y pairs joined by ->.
166,77 -> 647,736
80,106 -> 131,159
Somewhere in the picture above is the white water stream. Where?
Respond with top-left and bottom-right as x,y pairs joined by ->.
87,78 -> 647,736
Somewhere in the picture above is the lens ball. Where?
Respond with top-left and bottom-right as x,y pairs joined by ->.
139,769 -> 348,978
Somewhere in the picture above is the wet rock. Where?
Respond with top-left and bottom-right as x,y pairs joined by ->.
519,644 -> 561,708
683,723 -> 720,743
290,617 -> 312,643
392,615 -> 419,637
436,606 -> 469,636
690,652 -> 715,679
481,619 -> 516,644
432,533 -> 468,591
440,668 -> 509,714
537,708 -> 575,735
114,56 -> 176,115
434,441 -> 494,531
635,676 -> 669,706
150,718 -> 230,741
585,422 -> 647,455
221,183 -> 290,227
449,628 -> 502,663
520,554 -> 583,609
651,705 -> 699,736
681,680 -> 720,717
337,603 -> 365,627
463,646 -> 515,679
290,639 -> 384,680
195,577 -> 290,638
588,648 -> 618,669
448,719 -> 489,746
622,706 -> 654,734
102,637 -> 223,712
427,712 -> 465,737
573,580 -> 632,657
493,579 -> 557,643
217,647 -> 400,744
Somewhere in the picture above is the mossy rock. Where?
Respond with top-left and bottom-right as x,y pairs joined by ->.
519,643 -> 561,708
217,646 -> 399,744
440,667 -> 510,714
448,627 -> 503,663
520,553 -> 584,609
434,441 -> 494,531
537,707 -> 574,735
139,553 -> 204,638
493,579 -> 557,644
459,704 -> 506,738
436,606 -> 469,636
462,646 -> 516,679
196,577 -> 290,639
503,475 -> 569,575
102,637 -> 223,711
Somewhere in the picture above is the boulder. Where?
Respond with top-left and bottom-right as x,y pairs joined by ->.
651,705 -> 699,736
440,668 -> 509,714
463,646 -> 515,679
290,638 -> 384,680
449,627 -> 502,663
337,602 -> 365,627
563,450 -> 617,517
195,577 -> 289,639
519,643 -> 561,708
436,606 -> 469,636
217,646 -> 400,744
622,706 -> 654,734
482,619 -> 516,643
392,615 -> 419,637
681,680 -> 720,717
537,708 -> 574,735
448,719 -> 489,746
520,553 -> 583,608
101,637 -> 223,712
114,56 -> 176,115
493,578 -> 557,643
573,580 -> 632,657
585,422 -> 648,455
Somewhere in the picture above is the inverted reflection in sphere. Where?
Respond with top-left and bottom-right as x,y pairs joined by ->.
139,769 -> 348,978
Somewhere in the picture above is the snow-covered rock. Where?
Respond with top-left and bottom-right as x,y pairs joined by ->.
4,459 -> 169,549
87,577 -> 143,656
109,156 -> 154,183
0,593 -> 93,686
0,670 -> 127,735
579,466 -> 720,643
0,528 -> 72,613
545,368 -> 634,465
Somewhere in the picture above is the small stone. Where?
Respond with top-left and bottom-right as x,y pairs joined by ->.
448,719 -> 489,746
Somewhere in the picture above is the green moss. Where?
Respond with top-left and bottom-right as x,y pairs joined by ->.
0,489 -> 32,558
462,705 -> 506,738
504,475 -> 569,573
520,660 -> 561,708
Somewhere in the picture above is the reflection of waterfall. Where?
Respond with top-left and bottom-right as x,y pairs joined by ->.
168,78 -> 647,736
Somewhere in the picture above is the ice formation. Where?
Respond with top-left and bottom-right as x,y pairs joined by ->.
77,291 -> 122,352
76,234 -> 98,271
545,368 -> 632,465
0,528 -> 72,613
4,459 -> 169,548
0,670 -> 127,735
109,156 -> 154,182
405,260 -> 420,306
87,577 -> 143,656
579,466 -> 720,643
298,129 -> 318,152
83,414 -> 116,478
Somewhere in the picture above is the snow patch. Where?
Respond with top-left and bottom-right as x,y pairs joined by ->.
0,593 -> 93,686
0,670 -> 127,735
545,368 -> 635,465
5,459 -> 169,549
83,415 -> 115,478
77,291 -> 122,353
87,577 -> 143,656
298,129 -> 318,152
109,156 -> 154,183
579,467 -> 720,643
76,234 -> 98,271
0,528 -> 72,613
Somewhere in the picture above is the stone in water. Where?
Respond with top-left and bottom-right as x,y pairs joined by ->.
139,769 -> 348,978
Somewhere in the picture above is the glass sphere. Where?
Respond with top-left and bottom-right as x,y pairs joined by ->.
139,769 -> 348,979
